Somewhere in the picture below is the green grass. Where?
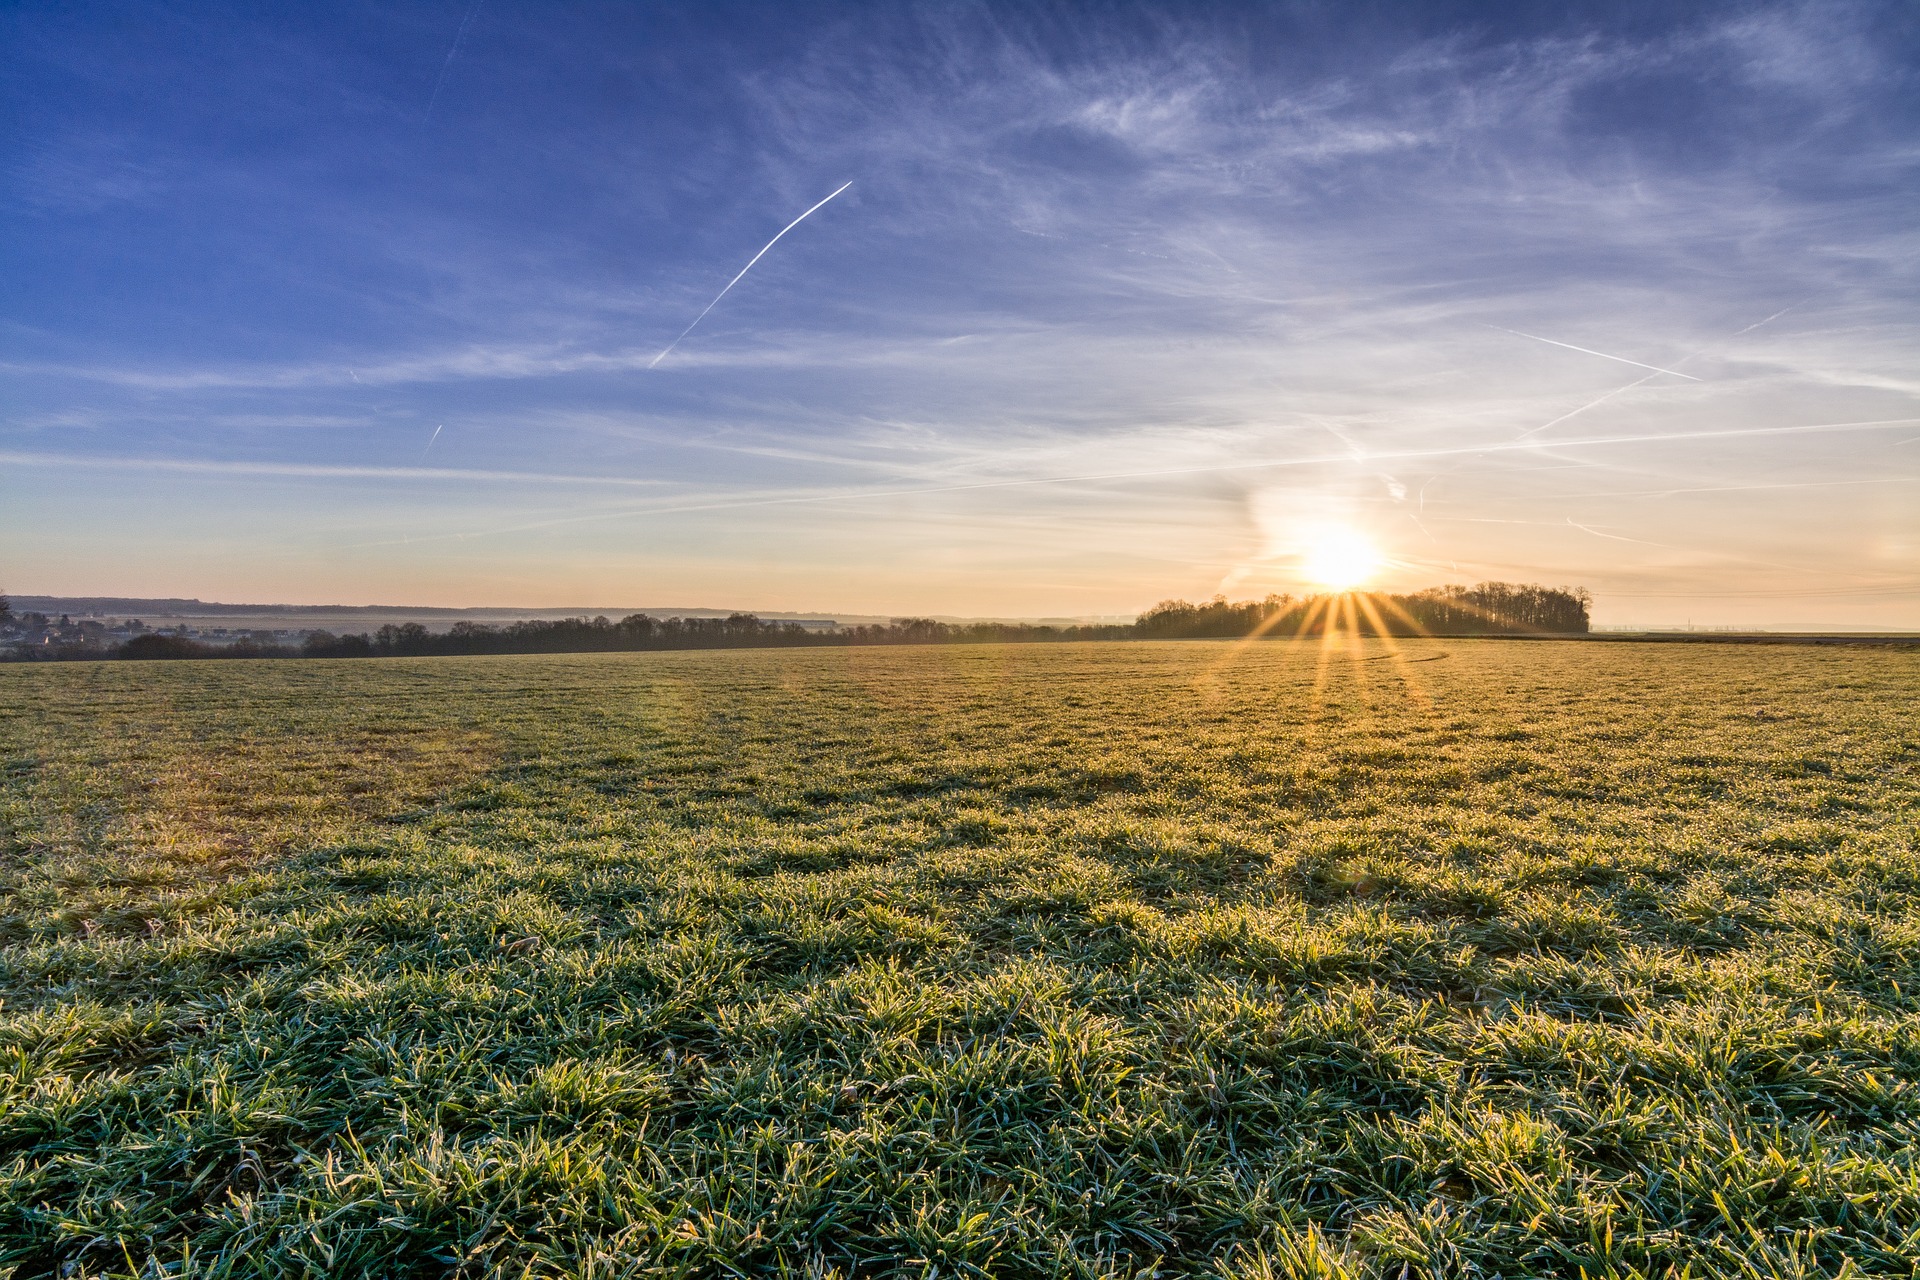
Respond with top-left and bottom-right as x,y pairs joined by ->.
2,640 -> 1918,1278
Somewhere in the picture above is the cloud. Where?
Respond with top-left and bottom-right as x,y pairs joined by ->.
4,2 -> 1916,620
0,449 -> 677,488
8,136 -> 168,213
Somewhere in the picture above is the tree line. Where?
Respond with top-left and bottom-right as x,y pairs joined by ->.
1135,583 -> 1592,638
103,613 -> 1133,661
14,582 -> 1591,662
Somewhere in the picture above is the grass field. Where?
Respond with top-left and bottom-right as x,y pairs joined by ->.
3,640 -> 1918,1278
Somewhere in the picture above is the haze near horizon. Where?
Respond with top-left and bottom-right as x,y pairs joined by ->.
3,1 -> 1916,627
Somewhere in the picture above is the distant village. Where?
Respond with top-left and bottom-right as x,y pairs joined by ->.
0,608 -> 316,656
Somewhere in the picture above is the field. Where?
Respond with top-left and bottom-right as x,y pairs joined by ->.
2,640 -> 1918,1278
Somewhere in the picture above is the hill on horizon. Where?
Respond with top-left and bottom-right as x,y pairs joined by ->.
4,595 -> 1135,629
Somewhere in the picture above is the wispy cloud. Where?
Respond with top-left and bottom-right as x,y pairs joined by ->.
3,2 -> 1915,620
0,450 -> 676,488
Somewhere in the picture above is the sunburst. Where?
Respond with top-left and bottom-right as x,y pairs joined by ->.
1300,526 -> 1383,592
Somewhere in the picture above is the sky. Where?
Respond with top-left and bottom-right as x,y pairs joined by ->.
3,0 -> 1917,625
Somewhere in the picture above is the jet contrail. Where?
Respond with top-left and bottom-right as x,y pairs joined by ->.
649,181 -> 853,369
420,424 -> 443,462
1516,371 -> 1664,440
1485,325 -> 1702,381
1514,300 -> 1808,441
1544,476 -> 1917,501
426,0 -> 484,122
1566,516 -> 1665,546
1730,303 -> 1800,336
334,415 -> 1920,551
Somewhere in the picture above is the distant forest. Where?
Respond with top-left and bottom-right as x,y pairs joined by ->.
0,582 -> 1592,661
1134,582 -> 1593,639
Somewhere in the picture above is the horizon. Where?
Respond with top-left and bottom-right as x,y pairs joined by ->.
11,588 -> 1919,636
4,1 -> 1917,626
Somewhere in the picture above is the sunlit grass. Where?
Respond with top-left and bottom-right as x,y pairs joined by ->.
2,641 -> 1917,1276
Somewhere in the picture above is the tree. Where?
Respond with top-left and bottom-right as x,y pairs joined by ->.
121,634 -> 208,660
374,622 -> 431,655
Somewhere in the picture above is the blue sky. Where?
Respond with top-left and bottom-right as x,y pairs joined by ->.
4,0 -> 1917,623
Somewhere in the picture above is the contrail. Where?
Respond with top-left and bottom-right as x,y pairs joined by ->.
1566,516 -> 1665,545
420,424 -> 443,462
1516,371 -> 1664,440
425,0 -> 484,122
649,181 -> 853,369
1484,325 -> 1702,381
333,415 -> 1920,551
1545,476 -> 1917,501
1556,518 -> 1823,578
1513,300 -> 1807,441
1730,303 -> 1799,336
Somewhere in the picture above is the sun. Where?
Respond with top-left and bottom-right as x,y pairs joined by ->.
1300,526 -> 1383,591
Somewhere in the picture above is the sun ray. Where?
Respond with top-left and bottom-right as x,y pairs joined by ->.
1203,593 -> 1315,683
1406,590 -> 1551,637
1367,593 -> 1430,638
1340,594 -> 1373,699
1354,591 -> 1434,711
1308,595 -> 1346,720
